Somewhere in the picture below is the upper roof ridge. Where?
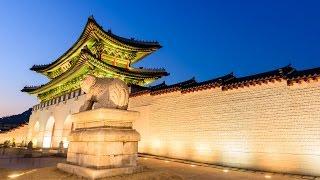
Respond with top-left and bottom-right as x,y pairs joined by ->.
30,17 -> 162,73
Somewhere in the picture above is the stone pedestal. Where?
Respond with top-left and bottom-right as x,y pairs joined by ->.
57,108 -> 142,179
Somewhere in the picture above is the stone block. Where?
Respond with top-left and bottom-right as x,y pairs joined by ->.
123,142 -> 138,155
79,154 -> 138,168
57,162 -> 143,179
67,150 -> 137,168
121,154 -> 137,166
68,142 -> 88,154
107,155 -> 123,168
68,128 -> 140,142
86,142 -> 123,156
86,121 -> 104,128
82,154 -> 101,167
66,152 -> 77,164
72,108 -> 140,129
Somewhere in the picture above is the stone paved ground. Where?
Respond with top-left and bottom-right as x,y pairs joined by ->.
138,157 -> 310,180
0,167 -> 183,180
0,156 -> 316,180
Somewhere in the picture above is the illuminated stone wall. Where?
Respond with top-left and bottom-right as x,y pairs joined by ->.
0,124 -> 29,145
27,94 -> 87,148
21,79 -> 320,176
129,79 -> 320,176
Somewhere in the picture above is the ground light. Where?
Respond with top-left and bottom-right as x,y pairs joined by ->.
8,170 -> 37,178
264,175 -> 272,179
223,169 -> 229,173
8,174 -> 21,179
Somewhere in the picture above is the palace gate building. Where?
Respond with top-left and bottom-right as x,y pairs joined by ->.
1,17 -> 320,176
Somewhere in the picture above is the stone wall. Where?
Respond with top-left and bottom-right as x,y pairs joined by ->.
27,94 -> 87,148
25,78 -> 320,176
129,79 -> 320,176
0,123 -> 29,145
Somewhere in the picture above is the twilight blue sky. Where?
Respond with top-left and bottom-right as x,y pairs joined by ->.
1,0 -> 320,116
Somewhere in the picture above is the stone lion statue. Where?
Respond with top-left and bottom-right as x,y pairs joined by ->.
79,75 -> 129,112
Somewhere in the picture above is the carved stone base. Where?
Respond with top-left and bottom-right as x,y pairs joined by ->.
57,163 -> 143,179
57,108 -> 141,179
66,127 -> 140,168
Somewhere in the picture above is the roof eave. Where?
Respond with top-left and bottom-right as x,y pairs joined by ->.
29,16 -> 162,73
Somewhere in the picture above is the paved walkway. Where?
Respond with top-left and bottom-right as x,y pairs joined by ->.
138,157 -> 311,180
0,156 -> 316,180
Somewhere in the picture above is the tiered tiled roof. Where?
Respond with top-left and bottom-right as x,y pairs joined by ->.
30,16 -> 161,72
22,16 -> 169,102
23,49 -> 168,94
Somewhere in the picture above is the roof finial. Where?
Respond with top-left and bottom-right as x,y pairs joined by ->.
88,15 -> 95,20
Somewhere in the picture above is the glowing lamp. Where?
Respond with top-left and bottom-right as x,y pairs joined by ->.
264,175 -> 272,179
8,170 -> 36,178
8,174 -> 21,178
